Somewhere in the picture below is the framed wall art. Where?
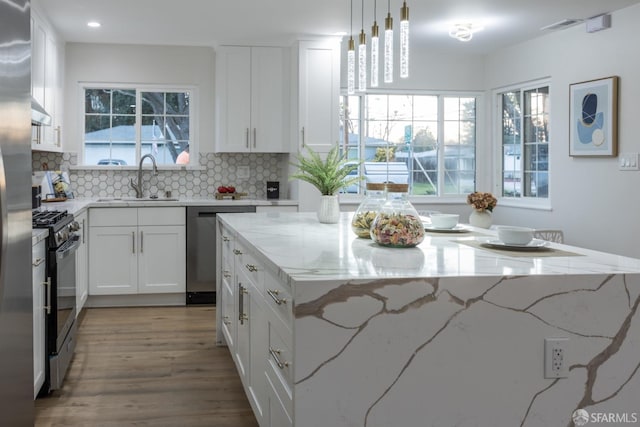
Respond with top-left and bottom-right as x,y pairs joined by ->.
569,76 -> 619,157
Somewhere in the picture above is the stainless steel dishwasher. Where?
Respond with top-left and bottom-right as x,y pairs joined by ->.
186,205 -> 256,304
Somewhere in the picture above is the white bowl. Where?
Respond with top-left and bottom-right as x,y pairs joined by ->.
430,213 -> 459,229
497,226 -> 534,245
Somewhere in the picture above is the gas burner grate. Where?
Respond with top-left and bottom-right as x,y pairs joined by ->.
33,210 -> 68,227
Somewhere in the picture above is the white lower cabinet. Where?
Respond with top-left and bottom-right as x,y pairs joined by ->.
75,210 -> 88,315
218,223 -> 293,427
32,237 -> 47,398
89,207 -> 185,296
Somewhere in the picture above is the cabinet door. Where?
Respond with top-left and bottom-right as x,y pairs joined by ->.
89,226 -> 138,295
42,33 -> 58,148
32,241 -> 47,399
251,47 -> 287,153
75,211 -> 88,316
216,46 -> 252,152
236,272 -> 251,383
31,19 -> 46,108
248,281 -> 267,423
137,225 -> 186,294
297,39 -> 340,152
220,275 -> 235,349
266,374 -> 293,427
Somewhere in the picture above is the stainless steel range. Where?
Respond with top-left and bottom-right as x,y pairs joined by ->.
32,209 -> 80,394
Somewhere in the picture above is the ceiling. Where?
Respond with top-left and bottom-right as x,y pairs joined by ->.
35,0 -> 640,55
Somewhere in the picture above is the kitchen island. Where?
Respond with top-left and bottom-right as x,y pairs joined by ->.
216,212 -> 640,427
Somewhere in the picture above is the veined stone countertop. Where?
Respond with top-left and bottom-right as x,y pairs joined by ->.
217,211 -> 640,427
37,197 -> 298,216
217,212 -> 640,282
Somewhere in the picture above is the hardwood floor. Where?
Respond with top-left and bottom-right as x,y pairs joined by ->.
35,306 -> 259,427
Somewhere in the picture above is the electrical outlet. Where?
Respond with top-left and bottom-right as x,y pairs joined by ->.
544,337 -> 569,378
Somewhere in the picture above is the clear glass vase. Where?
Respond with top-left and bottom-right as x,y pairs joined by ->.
370,184 -> 425,248
351,183 -> 386,238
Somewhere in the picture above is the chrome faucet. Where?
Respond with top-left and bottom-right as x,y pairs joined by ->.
130,154 -> 158,198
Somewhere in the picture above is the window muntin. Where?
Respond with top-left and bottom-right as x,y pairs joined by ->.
83,87 -> 192,166
500,85 -> 549,199
339,93 -> 477,196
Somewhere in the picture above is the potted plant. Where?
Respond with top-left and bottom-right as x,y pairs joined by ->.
290,145 -> 362,223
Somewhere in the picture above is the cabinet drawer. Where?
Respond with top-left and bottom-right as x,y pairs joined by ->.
267,315 -> 293,392
234,245 -> 263,294
264,271 -> 292,326
90,207 -> 137,226
138,207 -> 185,225
266,366 -> 293,426
32,239 -> 46,265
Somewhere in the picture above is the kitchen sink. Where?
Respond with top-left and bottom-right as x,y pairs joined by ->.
96,197 -> 180,202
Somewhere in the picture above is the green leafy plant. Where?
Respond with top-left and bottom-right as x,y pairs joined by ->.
290,145 -> 363,195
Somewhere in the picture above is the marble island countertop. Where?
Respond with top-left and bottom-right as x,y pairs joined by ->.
217,212 -> 640,282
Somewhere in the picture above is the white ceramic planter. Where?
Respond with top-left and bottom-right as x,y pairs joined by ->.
317,195 -> 340,224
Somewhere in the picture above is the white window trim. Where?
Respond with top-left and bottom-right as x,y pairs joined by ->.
491,78 -> 551,210
340,89 -> 484,202
77,82 -> 199,169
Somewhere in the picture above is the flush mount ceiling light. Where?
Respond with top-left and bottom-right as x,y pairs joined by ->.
449,23 -> 483,42
87,21 -> 101,28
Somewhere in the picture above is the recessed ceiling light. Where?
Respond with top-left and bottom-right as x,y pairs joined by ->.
87,21 -> 101,28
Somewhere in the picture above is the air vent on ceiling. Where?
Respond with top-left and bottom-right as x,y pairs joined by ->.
540,19 -> 583,31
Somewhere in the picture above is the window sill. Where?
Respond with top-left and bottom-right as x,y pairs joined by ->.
69,165 -> 206,172
498,198 -> 552,211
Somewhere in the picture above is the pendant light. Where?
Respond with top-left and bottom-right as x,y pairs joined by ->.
399,0 -> 409,78
347,0 -> 356,95
384,0 -> 393,83
358,0 -> 367,91
370,0 -> 379,87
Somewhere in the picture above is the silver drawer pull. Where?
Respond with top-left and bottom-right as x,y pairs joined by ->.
267,289 -> 287,305
245,264 -> 258,272
222,236 -> 230,242
269,347 -> 290,369
223,316 -> 231,326
233,249 -> 242,255
223,270 -> 231,278
32,257 -> 45,267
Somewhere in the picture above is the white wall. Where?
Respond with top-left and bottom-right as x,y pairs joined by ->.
63,43 -> 215,154
484,4 -> 640,257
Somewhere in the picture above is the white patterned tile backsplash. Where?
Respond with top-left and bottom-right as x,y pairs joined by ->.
32,151 -> 286,199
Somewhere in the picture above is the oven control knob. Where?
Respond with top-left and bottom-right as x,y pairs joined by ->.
56,231 -> 64,243
68,221 -> 80,232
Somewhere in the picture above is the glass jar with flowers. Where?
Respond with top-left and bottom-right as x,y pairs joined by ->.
466,191 -> 497,228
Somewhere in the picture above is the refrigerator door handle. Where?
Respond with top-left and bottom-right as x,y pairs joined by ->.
0,145 -> 7,302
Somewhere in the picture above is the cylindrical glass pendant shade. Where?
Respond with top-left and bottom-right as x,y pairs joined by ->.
370,23 -> 379,87
400,1 -> 409,78
347,38 -> 355,95
358,31 -> 367,91
384,13 -> 393,83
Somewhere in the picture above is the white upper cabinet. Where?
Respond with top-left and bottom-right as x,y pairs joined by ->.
31,6 -> 64,152
294,39 -> 341,153
216,46 -> 289,153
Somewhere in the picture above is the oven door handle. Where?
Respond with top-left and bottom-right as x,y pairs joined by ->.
56,236 -> 80,260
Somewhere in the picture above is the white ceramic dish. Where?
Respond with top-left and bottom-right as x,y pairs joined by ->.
429,213 -> 459,229
496,225 -> 534,245
483,239 -> 549,251
424,224 -> 469,233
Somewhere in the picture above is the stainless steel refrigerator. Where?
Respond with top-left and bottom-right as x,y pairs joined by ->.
0,0 -> 36,425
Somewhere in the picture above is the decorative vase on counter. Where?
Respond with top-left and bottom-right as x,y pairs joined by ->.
317,195 -> 340,224
370,184 -> 425,248
351,183 -> 386,238
469,209 -> 492,228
